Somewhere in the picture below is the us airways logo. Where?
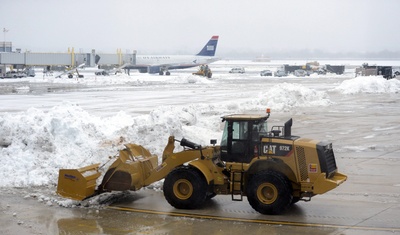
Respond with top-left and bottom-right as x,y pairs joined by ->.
261,143 -> 293,156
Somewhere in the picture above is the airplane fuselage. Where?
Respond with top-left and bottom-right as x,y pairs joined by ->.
136,55 -> 218,68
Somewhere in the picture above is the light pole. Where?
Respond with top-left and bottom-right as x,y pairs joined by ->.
3,28 -> 8,41
3,28 -> 9,52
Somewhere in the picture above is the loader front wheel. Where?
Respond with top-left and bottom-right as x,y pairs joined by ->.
163,166 -> 207,209
247,170 -> 292,215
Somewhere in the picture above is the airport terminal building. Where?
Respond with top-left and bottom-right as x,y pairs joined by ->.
0,41 -> 136,77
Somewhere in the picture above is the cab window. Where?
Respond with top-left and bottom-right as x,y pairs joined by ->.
232,121 -> 248,140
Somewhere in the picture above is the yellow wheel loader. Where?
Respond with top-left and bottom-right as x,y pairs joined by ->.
192,65 -> 212,78
57,110 -> 346,215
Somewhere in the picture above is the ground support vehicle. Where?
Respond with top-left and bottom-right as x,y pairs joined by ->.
294,69 -> 307,77
260,70 -> 272,76
3,71 -> 27,78
57,111 -> 346,215
193,65 -> 212,78
229,67 -> 245,73
356,63 -> 395,80
274,70 -> 287,77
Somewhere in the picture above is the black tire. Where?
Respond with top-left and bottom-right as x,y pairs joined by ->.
291,196 -> 300,204
163,166 -> 208,209
207,192 -> 217,200
246,170 -> 292,215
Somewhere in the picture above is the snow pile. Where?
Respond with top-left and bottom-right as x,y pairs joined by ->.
242,83 -> 332,112
115,104 -> 224,156
333,76 -> 400,94
0,103 -> 128,187
0,103 -> 225,187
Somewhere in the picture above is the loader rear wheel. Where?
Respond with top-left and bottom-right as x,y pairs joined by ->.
163,166 -> 207,209
247,170 -> 292,215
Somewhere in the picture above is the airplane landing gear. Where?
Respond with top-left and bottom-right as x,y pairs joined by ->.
159,69 -> 171,76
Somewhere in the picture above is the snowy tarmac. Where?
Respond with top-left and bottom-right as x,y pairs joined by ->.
1,60 -> 400,234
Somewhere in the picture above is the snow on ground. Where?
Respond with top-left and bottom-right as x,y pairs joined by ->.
1,60 -> 399,207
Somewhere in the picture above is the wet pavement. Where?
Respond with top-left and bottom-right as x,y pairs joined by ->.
1,150 -> 400,235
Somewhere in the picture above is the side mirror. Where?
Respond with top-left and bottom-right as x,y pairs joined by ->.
210,139 -> 217,146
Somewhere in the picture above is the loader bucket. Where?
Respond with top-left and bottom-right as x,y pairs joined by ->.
57,163 -> 101,200
98,144 -> 158,192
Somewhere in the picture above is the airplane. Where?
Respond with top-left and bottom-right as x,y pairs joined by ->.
125,35 -> 219,75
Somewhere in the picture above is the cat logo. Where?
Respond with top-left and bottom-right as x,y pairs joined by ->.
262,143 -> 292,156
263,145 -> 277,154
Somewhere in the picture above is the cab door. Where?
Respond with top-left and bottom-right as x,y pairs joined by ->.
221,120 -> 260,163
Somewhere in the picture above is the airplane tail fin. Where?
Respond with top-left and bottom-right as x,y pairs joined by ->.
196,36 -> 219,56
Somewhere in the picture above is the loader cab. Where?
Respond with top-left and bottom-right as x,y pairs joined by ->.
220,114 -> 269,163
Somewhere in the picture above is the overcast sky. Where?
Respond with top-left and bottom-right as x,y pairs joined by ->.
1,0 -> 400,58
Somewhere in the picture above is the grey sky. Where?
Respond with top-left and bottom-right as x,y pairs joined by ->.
1,0 -> 400,58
